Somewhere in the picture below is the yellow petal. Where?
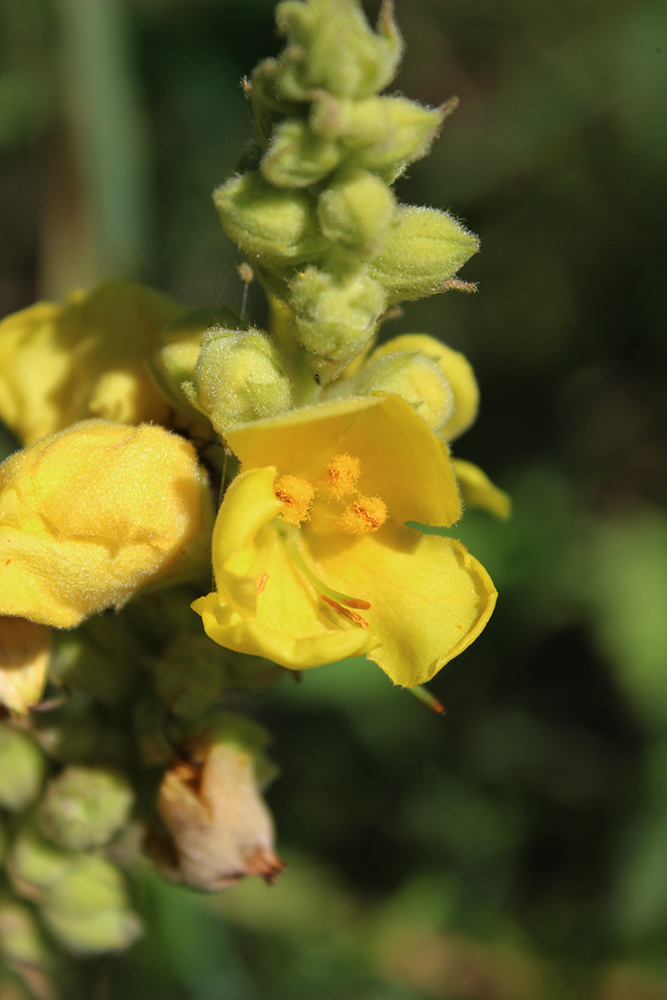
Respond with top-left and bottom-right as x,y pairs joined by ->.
192,466 -> 378,668
371,334 -> 479,440
0,420 -> 210,628
453,458 -> 511,519
0,280 -> 183,446
226,393 -> 461,527
0,617 -> 51,715
306,523 -> 497,687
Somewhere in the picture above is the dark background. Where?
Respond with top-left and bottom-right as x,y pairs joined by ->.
1,0 -> 666,996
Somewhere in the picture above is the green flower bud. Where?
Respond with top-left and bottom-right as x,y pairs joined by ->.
369,206 -> 479,303
274,0 -> 403,102
38,767 -> 133,852
0,899 -> 49,970
213,172 -> 325,270
311,94 -> 446,181
317,168 -> 396,255
32,715 -> 130,765
40,855 -> 141,955
153,632 -> 228,719
0,728 -> 44,812
371,333 -> 479,440
150,306 -> 243,421
50,617 -> 140,707
260,119 -> 341,188
8,828 -> 71,895
289,266 -> 386,367
328,350 -> 454,430
184,327 -> 292,434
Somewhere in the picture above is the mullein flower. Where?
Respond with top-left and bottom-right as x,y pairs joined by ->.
0,420 -> 212,628
193,393 -> 496,687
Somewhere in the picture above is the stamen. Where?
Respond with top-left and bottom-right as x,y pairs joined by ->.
275,474 -> 315,525
321,596 -> 369,628
284,532 -> 371,625
256,572 -> 268,595
324,453 -> 361,498
409,686 -> 445,714
339,495 -> 388,534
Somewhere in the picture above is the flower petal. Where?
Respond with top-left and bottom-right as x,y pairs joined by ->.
454,459 -> 511,519
226,393 -> 461,527
306,523 -> 497,686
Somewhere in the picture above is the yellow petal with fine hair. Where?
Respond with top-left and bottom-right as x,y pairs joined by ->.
454,459 -> 511,519
0,280 -> 184,446
0,420 -> 211,628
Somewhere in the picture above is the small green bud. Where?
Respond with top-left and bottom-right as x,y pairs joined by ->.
153,632 -> 228,719
328,350 -> 454,430
275,0 -> 403,101
289,266 -> 386,367
213,172 -> 325,269
317,168 -> 396,254
371,333 -> 479,440
260,119 -> 341,188
0,899 -> 49,970
184,327 -> 292,433
50,618 -> 139,707
248,60 -> 304,138
8,828 -> 71,894
0,728 -> 44,812
150,306 -> 243,421
312,94 -> 446,180
38,767 -> 133,852
40,855 -> 142,955
369,206 -> 479,303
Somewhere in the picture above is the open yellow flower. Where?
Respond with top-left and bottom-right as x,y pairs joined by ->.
0,420 -> 211,628
193,394 -> 496,687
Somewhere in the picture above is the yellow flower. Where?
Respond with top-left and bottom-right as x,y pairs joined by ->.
0,616 -> 51,716
0,280 -> 184,446
0,420 -> 211,628
193,394 -> 496,687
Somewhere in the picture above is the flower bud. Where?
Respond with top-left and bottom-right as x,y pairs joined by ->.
8,828 -> 71,896
0,899 -> 50,979
0,280 -> 183,446
149,305 -> 243,422
153,632 -> 228,719
184,327 -> 293,434
0,728 -> 44,812
213,173 -> 325,269
0,421 -> 212,628
311,94 -> 445,180
145,720 -> 283,892
0,617 -> 51,716
369,206 -> 479,303
317,168 -> 396,255
38,767 -> 133,852
289,266 -> 386,367
40,855 -> 142,955
328,350 -> 454,430
260,119 -> 341,188
274,0 -> 403,101
370,334 -> 479,439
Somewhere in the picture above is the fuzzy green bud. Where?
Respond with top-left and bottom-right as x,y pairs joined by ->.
371,333 -> 479,439
289,266 -> 386,369
153,632 -> 228,719
369,206 -> 479,303
150,306 -> 243,420
8,828 -> 71,894
261,119 -> 341,188
213,173 -> 325,270
311,94 -> 446,181
0,899 -> 50,973
38,767 -> 133,852
184,327 -> 292,433
40,855 -> 142,955
0,728 -> 44,812
274,0 -> 403,102
328,350 -> 454,430
317,168 -> 396,255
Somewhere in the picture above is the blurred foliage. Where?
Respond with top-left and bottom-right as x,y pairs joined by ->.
1,0 -> 667,997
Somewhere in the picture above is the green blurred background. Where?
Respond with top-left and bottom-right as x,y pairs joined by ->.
1,0 -> 667,997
